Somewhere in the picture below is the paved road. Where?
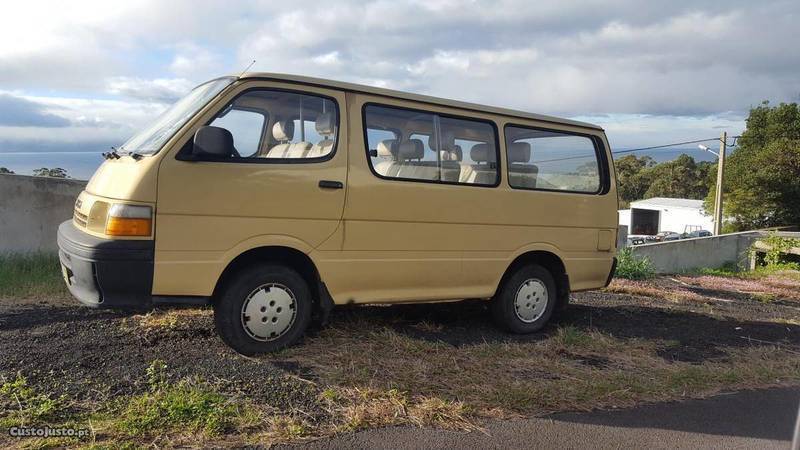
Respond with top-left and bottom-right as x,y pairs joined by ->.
282,387 -> 800,449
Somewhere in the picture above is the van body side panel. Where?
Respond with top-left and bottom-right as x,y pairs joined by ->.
461,119 -> 617,295
152,82 -> 348,296
315,93 -> 467,303
318,96 -> 616,304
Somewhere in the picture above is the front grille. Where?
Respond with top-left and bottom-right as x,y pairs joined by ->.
74,209 -> 88,227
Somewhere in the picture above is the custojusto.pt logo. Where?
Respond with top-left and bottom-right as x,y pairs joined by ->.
8,426 -> 90,439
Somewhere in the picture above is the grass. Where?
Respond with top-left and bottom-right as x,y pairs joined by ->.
604,279 -> 709,304
0,373 -> 67,428
288,321 -> 800,419
689,262 -> 800,280
614,248 -> 655,280
126,308 -> 212,331
116,360 -> 259,438
0,252 -> 67,299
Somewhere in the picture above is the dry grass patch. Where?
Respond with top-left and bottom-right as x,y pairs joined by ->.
284,317 -> 800,421
604,279 -> 710,304
678,274 -> 800,302
126,308 -> 212,331
319,387 -> 479,433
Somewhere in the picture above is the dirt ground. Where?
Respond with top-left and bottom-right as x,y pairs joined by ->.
1,272 -> 799,446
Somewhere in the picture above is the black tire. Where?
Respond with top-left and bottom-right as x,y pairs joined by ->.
214,264 -> 312,355
491,264 -> 557,334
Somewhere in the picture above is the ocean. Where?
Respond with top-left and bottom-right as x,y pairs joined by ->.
0,146 -> 720,181
0,151 -> 104,180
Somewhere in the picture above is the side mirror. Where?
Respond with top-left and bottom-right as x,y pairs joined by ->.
191,126 -> 234,159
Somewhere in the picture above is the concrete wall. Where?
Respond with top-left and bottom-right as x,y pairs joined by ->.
628,231 -> 763,274
0,174 -> 86,252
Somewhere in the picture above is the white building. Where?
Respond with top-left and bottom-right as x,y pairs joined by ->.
618,197 -> 714,236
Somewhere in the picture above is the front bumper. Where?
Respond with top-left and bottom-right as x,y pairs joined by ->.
57,220 -> 154,308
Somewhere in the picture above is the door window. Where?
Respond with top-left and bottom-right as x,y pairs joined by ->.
203,89 -> 339,161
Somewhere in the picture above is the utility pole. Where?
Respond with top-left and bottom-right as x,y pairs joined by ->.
713,131 -> 727,235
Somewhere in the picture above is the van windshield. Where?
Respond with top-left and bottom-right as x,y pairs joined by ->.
119,77 -> 236,155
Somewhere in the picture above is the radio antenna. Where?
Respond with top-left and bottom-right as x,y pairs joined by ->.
239,60 -> 256,78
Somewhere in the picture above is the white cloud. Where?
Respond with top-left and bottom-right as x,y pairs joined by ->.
106,77 -> 195,103
0,0 -> 797,153
169,42 -> 222,79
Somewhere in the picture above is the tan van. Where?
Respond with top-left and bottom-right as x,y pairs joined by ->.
57,73 -> 618,354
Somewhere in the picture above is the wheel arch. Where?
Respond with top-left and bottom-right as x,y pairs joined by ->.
496,250 -> 570,311
212,245 -> 333,321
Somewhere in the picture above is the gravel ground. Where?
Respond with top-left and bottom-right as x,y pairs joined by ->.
1,274 -> 799,446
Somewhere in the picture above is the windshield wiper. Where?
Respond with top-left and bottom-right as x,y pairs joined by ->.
102,147 -> 121,160
102,146 -> 144,160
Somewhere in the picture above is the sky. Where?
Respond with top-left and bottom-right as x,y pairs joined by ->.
0,0 -> 797,155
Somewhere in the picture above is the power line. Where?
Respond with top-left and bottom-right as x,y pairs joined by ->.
532,135 -> 741,164
612,136 -> 739,155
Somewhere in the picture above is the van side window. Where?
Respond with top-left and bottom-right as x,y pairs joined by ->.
207,90 -> 338,161
211,109 -> 266,157
364,104 -> 499,186
504,126 -> 601,193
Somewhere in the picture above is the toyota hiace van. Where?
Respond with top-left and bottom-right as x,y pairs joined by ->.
57,73 -> 618,354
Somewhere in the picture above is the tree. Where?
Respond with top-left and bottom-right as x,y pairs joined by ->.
615,155 -> 655,205
614,154 -> 711,207
708,101 -> 800,230
0,167 -> 14,174
32,167 -> 69,178
642,154 -> 712,200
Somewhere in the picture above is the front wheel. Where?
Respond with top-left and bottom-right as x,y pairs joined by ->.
491,264 -> 557,333
214,264 -> 312,355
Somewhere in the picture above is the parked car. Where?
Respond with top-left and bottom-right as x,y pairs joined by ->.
654,231 -> 676,242
628,236 -> 647,246
662,233 -> 682,241
688,230 -> 712,238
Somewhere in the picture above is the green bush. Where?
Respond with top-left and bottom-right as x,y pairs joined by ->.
614,248 -> 655,280
753,233 -> 800,269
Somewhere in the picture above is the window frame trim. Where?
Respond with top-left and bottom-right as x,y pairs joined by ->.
503,123 -> 611,195
176,86 -> 341,165
361,101 -> 502,188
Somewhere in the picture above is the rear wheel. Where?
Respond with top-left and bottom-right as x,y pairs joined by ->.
214,264 -> 312,355
491,264 -> 557,333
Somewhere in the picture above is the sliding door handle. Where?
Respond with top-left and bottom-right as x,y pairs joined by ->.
318,180 -> 344,189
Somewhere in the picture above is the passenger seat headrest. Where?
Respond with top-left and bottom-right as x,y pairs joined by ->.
315,112 -> 336,136
272,120 -> 294,141
508,142 -> 531,163
377,139 -> 397,157
451,145 -> 463,161
470,143 -> 495,163
398,139 -> 424,160
428,131 -> 456,151
439,145 -> 463,161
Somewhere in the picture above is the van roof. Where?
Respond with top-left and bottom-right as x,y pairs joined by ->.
238,72 -> 603,131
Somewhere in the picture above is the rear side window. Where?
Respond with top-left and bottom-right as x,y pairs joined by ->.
504,126 -> 602,193
363,104 -> 499,186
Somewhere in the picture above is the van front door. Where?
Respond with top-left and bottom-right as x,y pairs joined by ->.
153,82 -> 347,296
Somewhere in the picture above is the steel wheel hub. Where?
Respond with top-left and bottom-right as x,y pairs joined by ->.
514,278 -> 548,323
241,283 -> 297,341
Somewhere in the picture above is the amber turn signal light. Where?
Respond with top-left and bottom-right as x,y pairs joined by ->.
105,204 -> 152,237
